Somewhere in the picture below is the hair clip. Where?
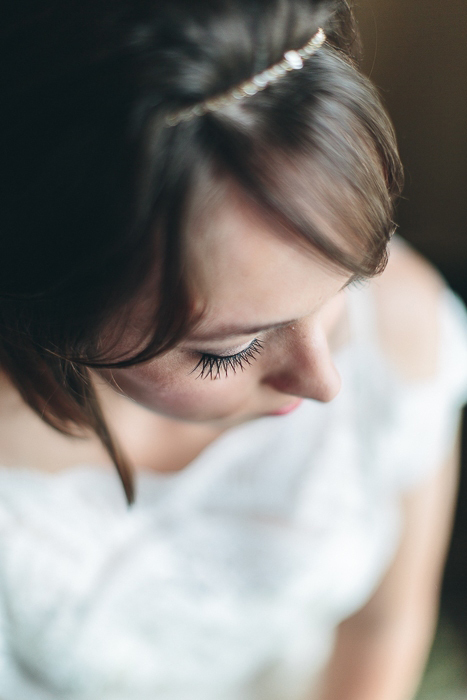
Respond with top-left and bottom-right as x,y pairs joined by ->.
165,27 -> 326,127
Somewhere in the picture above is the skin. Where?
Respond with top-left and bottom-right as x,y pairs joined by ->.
0,181 -> 458,700
318,435 -> 460,700
95,193 -> 462,700
99,182 -> 348,439
0,181 -> 352,473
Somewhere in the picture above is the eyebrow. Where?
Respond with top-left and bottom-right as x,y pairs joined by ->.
188,318 -> 297,342
187,277 -> 355,343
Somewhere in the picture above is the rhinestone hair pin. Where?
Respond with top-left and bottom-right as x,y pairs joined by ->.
165,27 -> 326,127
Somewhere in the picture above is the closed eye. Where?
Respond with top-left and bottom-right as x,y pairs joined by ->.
191,339 -> 264,380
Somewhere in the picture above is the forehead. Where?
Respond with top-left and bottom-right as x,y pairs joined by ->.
186,182 -> 350,337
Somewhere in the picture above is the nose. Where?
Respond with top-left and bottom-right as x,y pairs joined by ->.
262,320 -> 342,403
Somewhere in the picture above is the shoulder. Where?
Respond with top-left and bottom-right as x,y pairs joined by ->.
370,236 -> 445,381
0,371 -> 107,472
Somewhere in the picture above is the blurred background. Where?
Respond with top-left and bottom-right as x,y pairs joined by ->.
354,0 -> 467,696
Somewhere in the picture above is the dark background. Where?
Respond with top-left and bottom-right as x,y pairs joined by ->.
354,0 -> 467,646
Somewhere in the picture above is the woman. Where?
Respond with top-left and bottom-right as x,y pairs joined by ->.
0,1 -> 466,698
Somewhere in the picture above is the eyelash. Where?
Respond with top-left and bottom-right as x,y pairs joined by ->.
191,338 -> 264,380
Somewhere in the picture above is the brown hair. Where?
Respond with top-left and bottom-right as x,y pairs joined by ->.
0,0 -> 403,503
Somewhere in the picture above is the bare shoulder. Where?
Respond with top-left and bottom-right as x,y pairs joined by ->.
371,237 -> 445,381
0,371 -> 107,472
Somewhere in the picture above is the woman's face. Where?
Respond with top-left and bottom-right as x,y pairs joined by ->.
105,185 -> 352,429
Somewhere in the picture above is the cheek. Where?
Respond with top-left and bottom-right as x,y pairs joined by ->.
109,357 -> 253,421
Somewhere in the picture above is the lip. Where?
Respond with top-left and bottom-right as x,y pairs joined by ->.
268,398 -> 303,416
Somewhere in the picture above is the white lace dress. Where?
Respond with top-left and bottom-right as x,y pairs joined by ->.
0,284 -> 467,700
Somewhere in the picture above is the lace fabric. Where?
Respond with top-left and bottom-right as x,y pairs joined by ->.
0,284 -> 466,700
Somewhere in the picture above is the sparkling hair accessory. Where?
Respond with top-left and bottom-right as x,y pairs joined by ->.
165,27 -> 326,126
